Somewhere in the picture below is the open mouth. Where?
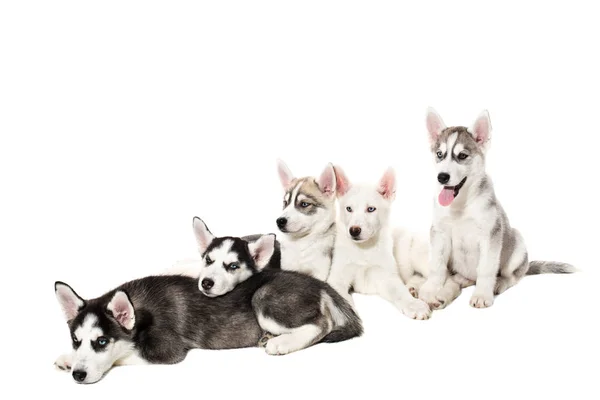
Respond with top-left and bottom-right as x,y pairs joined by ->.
438,177 -> 467,206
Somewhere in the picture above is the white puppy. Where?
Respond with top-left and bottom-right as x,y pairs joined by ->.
326,166 -> 431,320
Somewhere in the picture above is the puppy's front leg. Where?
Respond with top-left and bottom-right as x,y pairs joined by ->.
355,265 -> 431,320
419,227 -> 450,305
326,264 -> 355,307
470,238 -> 501,308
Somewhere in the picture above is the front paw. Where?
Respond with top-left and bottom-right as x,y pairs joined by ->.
54,353 -> 72,371
470,292 -> 494,308
264,335 -> 299,356
258,331 -> 276,348
418,280 -> 442,306
400,298 -> 431,320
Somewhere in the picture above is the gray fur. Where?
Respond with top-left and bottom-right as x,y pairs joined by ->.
490,217 -> 502,238
527,261 -> 576,275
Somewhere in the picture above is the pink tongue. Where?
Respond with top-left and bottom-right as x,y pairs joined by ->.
438,188 -> 455,206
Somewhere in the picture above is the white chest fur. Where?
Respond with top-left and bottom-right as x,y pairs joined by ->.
434,196 -> 495,281
279,231 -> 335,281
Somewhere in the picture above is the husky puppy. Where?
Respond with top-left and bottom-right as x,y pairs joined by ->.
418,108 -> 575,308
275,159 -> 337,280
165,233 -> 281,278
53,275 -> 263,384
326,166 -> 432,320
191,217 -> 363,355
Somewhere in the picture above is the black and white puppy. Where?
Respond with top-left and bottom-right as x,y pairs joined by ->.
191,217 -> 363,356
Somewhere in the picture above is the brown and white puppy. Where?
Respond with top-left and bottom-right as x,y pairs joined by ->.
275,159 -> 337,281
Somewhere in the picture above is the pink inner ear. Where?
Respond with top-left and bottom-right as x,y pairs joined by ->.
426,112 -> 445,141
378,169 -> 396,199
57,286 -> 83,320
317,166 -> 335,195
109,292 -> 135,330
59,294 -> 79,319
334,167 -> 350,196
193,219 -> 214,253
277,161 -> 294,188
115,311 -> 131,328
250,236 -> 275,269
473,117 -> 490,144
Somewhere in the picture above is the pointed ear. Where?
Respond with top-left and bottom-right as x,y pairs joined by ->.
55,282 -> 85,321
107,291 -> 135,330
316,163 -> 336,197
276,159 -> 295,189
247,234 -> 276,271
333,165 -> 351,197
470,110 -> 492,146
193,217 -> 215,254
377,167 -> 396,200
426,107 -> 446,145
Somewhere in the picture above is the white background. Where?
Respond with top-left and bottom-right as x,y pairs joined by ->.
1,1 -> 598,399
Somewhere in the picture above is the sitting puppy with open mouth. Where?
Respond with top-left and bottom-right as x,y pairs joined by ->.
417,107 -> 575,309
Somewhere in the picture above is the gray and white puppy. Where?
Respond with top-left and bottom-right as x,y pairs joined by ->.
418,108 -> 575,308
275,159 -> 337,281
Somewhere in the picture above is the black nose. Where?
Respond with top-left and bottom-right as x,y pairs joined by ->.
437,173 -> 450,184
276,217 -> 287,228
72,370 -> 87,382
201,278 -> 214,290
349,226 -> 361,237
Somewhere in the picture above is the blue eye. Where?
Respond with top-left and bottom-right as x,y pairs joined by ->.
300,202 -> 309,208
229,264 -> 239,270
437,151 -> 443,159
97,337 -> 108,346
367,207 -> 376,212
346,207 -> 353,212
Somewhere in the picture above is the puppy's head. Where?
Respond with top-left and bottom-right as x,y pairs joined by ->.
55,283 -> 136,384
426,108 -> 491,207
192,217 -> 275,297
333,165 -> 396,243
275,160 -> 337,237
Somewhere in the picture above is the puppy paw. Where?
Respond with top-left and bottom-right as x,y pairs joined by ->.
258,331 -> 276,348
408,286 -> 419,298
400,299 -> 431,320
417,280 -> 442,306
430,296 -> 447,310
264,335 -> 300,356
54,353 -> 72,371
470,292 -> 494,308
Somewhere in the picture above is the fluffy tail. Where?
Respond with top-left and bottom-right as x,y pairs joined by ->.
527,260 -> 576,275
319,288 -> 364,344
